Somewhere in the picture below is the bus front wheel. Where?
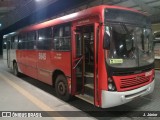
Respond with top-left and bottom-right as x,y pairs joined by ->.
55,75 -> 70,101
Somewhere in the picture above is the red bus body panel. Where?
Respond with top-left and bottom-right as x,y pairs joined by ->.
17,50 -> 71,85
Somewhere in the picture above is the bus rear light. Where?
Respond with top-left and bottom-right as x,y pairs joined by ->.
108,77 -> 117,91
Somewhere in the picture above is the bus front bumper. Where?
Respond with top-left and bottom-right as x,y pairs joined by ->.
101,80 -> 155,108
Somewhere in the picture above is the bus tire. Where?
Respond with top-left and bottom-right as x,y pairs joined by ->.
13,62 -> 19,76
55,75 -> 70,101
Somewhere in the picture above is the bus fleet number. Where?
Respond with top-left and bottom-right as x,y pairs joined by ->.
39,53 -> 46,60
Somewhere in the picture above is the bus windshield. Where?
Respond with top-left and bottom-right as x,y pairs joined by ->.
104,9 -> 154,68
105,23 -> 154,68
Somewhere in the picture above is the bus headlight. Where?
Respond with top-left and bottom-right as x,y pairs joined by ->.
108,83 -> 115,91
108,77 -> 116,91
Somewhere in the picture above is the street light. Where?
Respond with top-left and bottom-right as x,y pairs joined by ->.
35,0 -> 43,2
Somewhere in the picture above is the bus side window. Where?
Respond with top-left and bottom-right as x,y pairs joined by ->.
14,36 -> 18,49
18,34 -> 27,49
53,24 -> 71,51
11,36 -> 15,49
37,27 -> 52,50
3,38 -> 7,49
27,31 -> 36,50
11,36 -> 18,49
53,27 -> 60,50
18,35 -> 22,49
63,25 -> 71,50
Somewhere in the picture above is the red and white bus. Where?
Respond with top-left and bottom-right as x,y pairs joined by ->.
3,5 -> 155,108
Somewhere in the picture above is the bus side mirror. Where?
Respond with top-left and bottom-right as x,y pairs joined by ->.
103,32 -> 110,49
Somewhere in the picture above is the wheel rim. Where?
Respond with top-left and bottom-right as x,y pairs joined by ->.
58,81 -> 66,95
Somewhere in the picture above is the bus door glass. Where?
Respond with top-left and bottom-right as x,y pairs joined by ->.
73,29 -> 84,93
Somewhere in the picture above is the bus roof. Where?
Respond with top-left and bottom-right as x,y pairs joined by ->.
6,5 -> 145,35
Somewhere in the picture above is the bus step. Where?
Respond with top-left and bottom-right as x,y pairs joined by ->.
84,76 -> 94,84
84,83 -> 94,96
85,72 -> 94,77
85,83 -> 94,89
75,94 -> 94,105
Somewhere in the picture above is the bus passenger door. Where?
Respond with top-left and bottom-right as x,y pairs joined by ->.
72,24 -> 99,106
72,30 -> 85,93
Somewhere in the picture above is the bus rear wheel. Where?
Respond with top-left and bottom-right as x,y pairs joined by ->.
13,62 -> 19,76
55,75 -> 70,101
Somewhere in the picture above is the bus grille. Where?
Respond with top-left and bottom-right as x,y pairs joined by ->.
120,75 -> 150,89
